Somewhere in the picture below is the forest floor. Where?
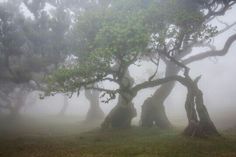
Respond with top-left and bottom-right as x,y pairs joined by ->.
0,116 -> 236,157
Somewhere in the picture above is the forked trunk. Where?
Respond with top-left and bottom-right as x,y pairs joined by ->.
183,77 -> 219,137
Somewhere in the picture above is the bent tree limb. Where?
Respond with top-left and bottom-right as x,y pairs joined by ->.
183,34 -> 236,64
142,32 -> 236,128
134,74 -> 219,137
136,45 -> 219,137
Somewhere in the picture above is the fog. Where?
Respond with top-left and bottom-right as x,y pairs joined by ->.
1,1 -> 236,157
0,0 -> 236,138
20,27 -> 236,130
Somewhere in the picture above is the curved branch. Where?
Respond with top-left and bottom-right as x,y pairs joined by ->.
205,1 -> 236,20
183,34 -> 236,65
132,75 -> 187,95
217,21 -> 236,35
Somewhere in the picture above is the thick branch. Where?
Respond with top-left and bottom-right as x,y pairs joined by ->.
132,76 -> 187,95
205,2 -> 236,20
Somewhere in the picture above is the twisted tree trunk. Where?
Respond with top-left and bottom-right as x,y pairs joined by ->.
141,64 -> 179,128
183,77 -> 219,137
101,92 -> 136,129
101,70 -> 137,129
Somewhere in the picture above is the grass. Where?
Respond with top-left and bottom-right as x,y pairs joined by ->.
0,126 -> 236,157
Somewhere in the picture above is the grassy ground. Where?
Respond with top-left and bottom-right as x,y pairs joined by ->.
0,126 -> 236,157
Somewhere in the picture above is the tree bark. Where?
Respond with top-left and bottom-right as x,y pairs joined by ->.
101,93 -> 136,129
141,85 -> 173,128
140,64 -> 179,128
183,77 -> 219,137
136,68 -> 219,137
101,70 -> 136,129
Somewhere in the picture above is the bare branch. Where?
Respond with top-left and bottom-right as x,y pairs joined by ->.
217,21 -> 236,35
132,75 -> 188,95
183,34 -> 236,65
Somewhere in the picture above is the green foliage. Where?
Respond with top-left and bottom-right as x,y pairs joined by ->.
47,2 -> 150,95
47,0 -> 219,95
76,6 -> 149,59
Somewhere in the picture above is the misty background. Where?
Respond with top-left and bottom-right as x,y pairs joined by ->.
0,0 -> 235,131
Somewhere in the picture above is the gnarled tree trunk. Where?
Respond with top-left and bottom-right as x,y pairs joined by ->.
101,70 -> 136,129
141,64 -> 179,128
101,93 -> 136,129
183,77 -> 219,137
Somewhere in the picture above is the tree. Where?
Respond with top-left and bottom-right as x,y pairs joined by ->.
0,1 -> 34,116
0,0 -> 100,118
140,0 -> 236,129
46,1 -> 149,128
44,0 -> 230,137
0,0 -> 72,116
84,88 -> 105,123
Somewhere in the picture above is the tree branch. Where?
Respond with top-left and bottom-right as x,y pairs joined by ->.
183,34 -> 236,65
132,75 -> 187,95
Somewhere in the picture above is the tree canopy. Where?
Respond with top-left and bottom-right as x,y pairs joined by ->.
46,0 -> 219,98
0,0 -> 236,137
